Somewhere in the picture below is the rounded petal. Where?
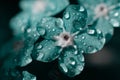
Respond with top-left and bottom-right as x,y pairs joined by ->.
32,40 -> 61,62
74,27 -> 106,54
10,12 -> 43,37
24,23 -> 46,44
63,5 -> 87,33
78,0 -> 102,7
16,45 -> 33,67
20,0 -> 69,16
22,71 -> 36,80
59,47 -> 85,77
109,7 -> 120,27
10,12 -> 29,36
104,0 -> 118,6
38,17 -> 63,39
96,17 -> 114,42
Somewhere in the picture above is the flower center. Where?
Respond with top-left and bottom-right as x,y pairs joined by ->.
94,3 -> 109,18
63,35 -> 69,41
54,32 -> 74,48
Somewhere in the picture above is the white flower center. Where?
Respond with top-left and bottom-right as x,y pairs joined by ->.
94,3 -> 109,18
54,32 -> 74,48
32,0 -> 47,14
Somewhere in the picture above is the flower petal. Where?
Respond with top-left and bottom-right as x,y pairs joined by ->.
32,40 -> 61,62
22,71 -> 36,80
63,5 -> 87,33
104,0 -> 118,6
38,17 -> 63,39
74,27 -> 106,54
20,0 -> 69,16
10,12 -> 29,36
96,17 -> 114,42
78,0 -> 102,7
59,47 -> 85,77
16,45 -> 33,67
109,7 -> 120,27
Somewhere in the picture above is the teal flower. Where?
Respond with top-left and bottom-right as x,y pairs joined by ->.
32,5 -> 106,77
78,0 -> 120,41
10,0 -> 69,40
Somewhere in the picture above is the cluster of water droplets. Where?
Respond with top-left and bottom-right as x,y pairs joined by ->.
59,46 -> 85,77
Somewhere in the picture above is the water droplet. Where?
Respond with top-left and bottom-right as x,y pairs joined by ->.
77,65 -> 84,71
81,36 -> 85,39
87,29 -> 95,35
87,46 -> 97,53
71,61 -> 76,65
83,42 -> 86,46
27,28 -> 31,33
96,29 -> 102,34
79,6 -> 85,12
74,50 -> 78,55
37,53 -> 44,60
114,12 -> 119,17
80,50 -> 84,54
56,18 -> 64,28
69,57 -> 76,65
37,27 -> 45,36
110,19 -> 120,27
52,29 -> 55,31
37,45 -> 42,49
60,63 -> 68,73
64,12 -> 70,19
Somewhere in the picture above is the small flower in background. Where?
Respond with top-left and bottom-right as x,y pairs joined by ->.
10,0 -> 69,41
32,5 -> 105,77
78,0 -> 120,42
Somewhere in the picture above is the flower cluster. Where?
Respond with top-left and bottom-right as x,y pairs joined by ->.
78,0 -> 120,41
1,0 -> 120,79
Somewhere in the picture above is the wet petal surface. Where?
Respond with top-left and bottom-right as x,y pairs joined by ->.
109,7 -> 120,27
38,17 -> 63,39
10,12 -> 29,36
32,40 -> 61,62
95,17 -> 114,42
74,27 -> 105,54
63,5 -> 87,33
59,47 -> 84,77
22,71 -> 36,80
16,45 -> 33,67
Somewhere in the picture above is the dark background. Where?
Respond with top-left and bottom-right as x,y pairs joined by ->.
0,0 -> 120,80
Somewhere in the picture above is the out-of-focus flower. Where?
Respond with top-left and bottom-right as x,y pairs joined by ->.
78,0 -> 120,41
10,0 -> 69,39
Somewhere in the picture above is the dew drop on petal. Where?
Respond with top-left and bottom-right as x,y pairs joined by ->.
64,12 -> 70,19
87,29 -> 95,35
110,19 -> 120,27
37,53 -> 44,60
69,57 -> 76,65
80,50 -> 84,54
81,36 -> 85,40
37,45 -> 43,49
60,63 -> 68,73
77,65 -> 84,71
37,27 -> 45,36
87,46 -> 97,53
79,6 -> 85,12
114,12 -> 119,17
27,28 -> 31,33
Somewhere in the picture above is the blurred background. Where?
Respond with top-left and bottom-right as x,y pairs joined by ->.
0,0 -> 120,80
